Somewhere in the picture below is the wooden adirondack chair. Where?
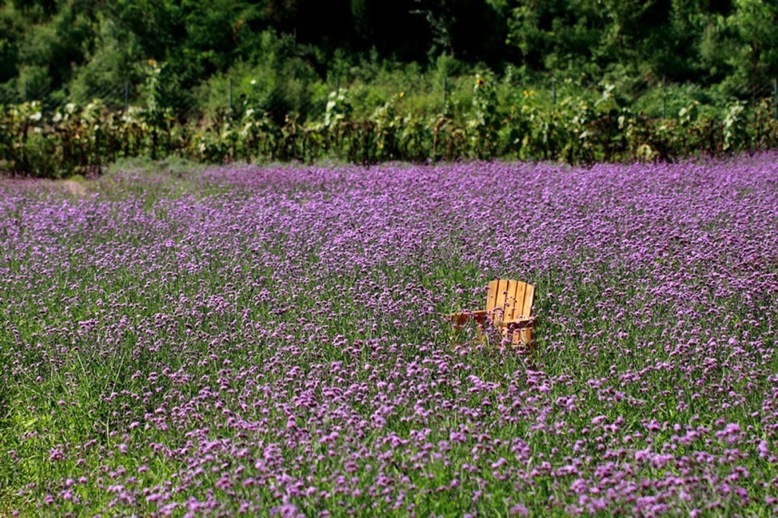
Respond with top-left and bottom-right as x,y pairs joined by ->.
448,279 -> 536,347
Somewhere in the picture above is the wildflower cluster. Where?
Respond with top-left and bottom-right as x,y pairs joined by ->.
0,154 -> 776,515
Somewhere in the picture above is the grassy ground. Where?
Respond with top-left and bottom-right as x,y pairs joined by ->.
1,155 -> 777,516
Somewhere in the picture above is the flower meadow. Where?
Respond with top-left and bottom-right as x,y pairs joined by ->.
1,155 -> 777,517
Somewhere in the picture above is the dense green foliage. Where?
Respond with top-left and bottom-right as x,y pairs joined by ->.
1,0 -> 777,109
1,1 -> 778,176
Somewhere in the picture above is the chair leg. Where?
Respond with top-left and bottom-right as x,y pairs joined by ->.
509,327 -> 533,349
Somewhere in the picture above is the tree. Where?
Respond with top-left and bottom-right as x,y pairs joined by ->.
726,0 -> 778,90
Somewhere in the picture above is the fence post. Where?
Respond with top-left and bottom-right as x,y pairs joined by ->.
773,78 -> 777,120
662,76 -> 667,119
551,78 -> 556,109
443,75 -> 448,111
228,79 -> 233,114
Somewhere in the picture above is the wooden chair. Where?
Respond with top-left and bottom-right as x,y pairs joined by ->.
448,279 -> 536,348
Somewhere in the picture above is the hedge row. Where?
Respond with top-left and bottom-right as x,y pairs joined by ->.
1,91 -> 777,178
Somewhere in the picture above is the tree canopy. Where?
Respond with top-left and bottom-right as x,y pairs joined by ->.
0,0 -> 775,106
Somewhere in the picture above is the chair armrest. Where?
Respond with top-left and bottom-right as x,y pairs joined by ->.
499,316 -> 536,329
446,310 -> 488,328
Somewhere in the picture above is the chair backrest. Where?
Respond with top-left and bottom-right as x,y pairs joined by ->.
486,279 -> 535,323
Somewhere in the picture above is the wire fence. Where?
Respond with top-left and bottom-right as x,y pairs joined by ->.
2,70 -> 777,178
2,72 -> 777,125
532,74 -> 778,118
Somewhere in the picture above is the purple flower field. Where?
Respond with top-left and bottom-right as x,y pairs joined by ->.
1,155 -> 777,516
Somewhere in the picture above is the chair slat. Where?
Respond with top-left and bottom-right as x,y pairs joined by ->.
511,281 -> 527,320
493,279 -> 509,323
486,279 -> 500,313
522,283 -> 535,319
503,279 -> 514,321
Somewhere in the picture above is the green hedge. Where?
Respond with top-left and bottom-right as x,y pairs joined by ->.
2,77 -> 777,178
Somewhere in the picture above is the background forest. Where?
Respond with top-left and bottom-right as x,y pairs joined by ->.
1,0 -> 777,175
2,0 -> 776,114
